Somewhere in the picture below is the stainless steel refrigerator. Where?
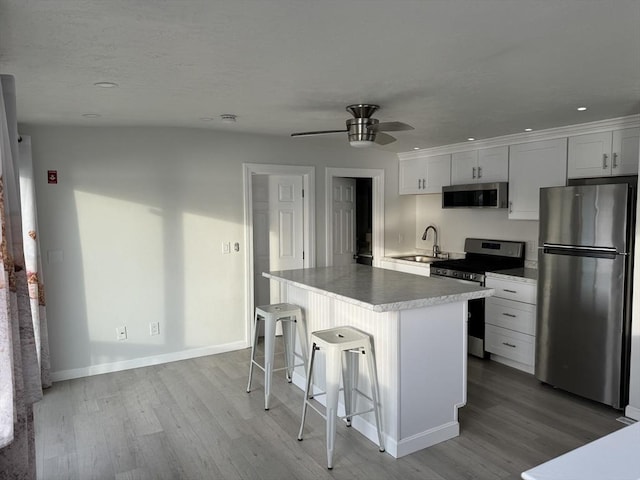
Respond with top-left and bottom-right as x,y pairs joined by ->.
536,181 -> 635,409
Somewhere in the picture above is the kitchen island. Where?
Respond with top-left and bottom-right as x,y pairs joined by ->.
264,264 -> 494,457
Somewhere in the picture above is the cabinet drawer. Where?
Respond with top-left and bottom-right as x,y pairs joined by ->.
485,324 -> 535,366
485,297 -> 536,335
486,277 -> 536,304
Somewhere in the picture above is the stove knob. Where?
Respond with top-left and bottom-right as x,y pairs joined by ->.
453,272 -> 458,277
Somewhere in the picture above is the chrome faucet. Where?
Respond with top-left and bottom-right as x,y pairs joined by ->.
421,225 -> 440,257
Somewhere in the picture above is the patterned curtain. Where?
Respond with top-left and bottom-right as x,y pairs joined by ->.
0,75 -> 50,478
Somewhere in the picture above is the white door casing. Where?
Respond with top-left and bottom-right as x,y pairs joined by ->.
325,167 -> 384,267
332,177 -> 356,266
243,164 -> 315,347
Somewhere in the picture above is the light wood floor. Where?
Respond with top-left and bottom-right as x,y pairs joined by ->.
34,343 -> 625,480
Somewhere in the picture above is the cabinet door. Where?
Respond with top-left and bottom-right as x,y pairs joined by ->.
424,154 -> 451,193
451,150 -> 478,185
568,132 -> 613,178
399,157 -> 426,194
477,146 -> 509,182
612,127 -> 640,176
509,138 -> 567,220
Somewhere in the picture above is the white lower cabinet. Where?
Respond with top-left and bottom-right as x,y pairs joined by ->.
485,275 -> 537,374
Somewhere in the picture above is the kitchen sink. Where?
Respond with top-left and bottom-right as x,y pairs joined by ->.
392,254 -> 447,264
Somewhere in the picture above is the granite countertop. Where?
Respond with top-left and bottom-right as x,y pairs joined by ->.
486,267 -> 538,285
264,265 -> 493,312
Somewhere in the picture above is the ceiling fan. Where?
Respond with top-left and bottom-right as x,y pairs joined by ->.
291,104 -> 414,147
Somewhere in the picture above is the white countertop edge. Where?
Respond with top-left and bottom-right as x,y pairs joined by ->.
264,272 -> 494,312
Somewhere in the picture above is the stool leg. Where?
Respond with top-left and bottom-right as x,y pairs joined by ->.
341,350 -> 358,427
325,348 -> 342,469
364,341 -> 385,453
296,312 -> 309,379
246,312 -> 261,393
263,316 -> 276,410
282,318 -> 295,383
298,343 -> 317,441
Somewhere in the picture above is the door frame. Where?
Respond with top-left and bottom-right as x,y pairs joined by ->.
243,164 -> 315,346
325,167 -> 385,267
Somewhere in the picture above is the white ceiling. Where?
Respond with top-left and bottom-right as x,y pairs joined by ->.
1,0 -> 639,152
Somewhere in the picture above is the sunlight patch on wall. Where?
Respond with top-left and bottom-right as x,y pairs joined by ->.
75,190 -> 165,349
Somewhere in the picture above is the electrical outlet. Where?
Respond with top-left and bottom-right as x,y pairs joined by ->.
149,322 -> 160,336
222,242 -> 230,254
116,326 -> 127,341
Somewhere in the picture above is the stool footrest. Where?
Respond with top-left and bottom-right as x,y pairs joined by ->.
251,360 -> 306,374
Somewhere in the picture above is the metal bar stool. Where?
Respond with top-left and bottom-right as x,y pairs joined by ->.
297,326 -> 384,470
246,303 -> 308,410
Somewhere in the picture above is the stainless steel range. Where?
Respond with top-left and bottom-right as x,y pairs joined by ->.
430,238 -> 525,358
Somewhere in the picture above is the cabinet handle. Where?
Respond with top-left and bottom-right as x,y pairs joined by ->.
478,166 -> 482,178
509,201 -> 513,214
502,342 -> 517,348
613,152 -> 618,169
417,179 -> 421,190
502,313 -> 517,318
422,179 -> 426,189
503,289 -> 517,293
603,154 -> 608,169
472,167 -> 476,179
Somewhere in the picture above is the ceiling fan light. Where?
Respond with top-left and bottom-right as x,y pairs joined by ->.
349,140 -> 374,148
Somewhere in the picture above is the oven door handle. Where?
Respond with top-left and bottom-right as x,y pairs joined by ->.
430,273 -> 483,286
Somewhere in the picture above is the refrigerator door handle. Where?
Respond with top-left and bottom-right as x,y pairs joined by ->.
541,243 -> 620,259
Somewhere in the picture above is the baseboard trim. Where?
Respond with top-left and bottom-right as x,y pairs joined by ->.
395,422 -> 460,457
625,404 -> 640,421
50,341 -> 247,382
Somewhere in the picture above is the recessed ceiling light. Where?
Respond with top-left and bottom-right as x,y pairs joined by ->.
82,113 -> 101,118
467,137 -> 475,141
524,128 -> 533,132
577,106 -> 588,111
93,81 -> 118,88
413,147 -> 420,150
220,114 -> 237,123
199,117 -> 215,121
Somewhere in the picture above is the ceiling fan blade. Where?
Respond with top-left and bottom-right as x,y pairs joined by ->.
369,121 -> 414,133
374,132 -> 397,145
291,129 -> 347,137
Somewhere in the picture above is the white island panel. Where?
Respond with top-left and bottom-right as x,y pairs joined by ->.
398,302 -> 467,455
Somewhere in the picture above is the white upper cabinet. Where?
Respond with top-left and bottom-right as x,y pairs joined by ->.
399,154 -> 451,195
451,146 -> 508,184
567,127 -> 639,178
451,150 -> 478,184
508,138 -> 567,220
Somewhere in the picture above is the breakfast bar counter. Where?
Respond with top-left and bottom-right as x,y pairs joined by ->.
264,265 -> 494,458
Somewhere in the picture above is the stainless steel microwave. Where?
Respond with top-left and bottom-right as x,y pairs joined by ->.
442,182 -> 509,208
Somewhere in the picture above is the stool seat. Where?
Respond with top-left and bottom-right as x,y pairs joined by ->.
246,303 -> 308,410
256,303 -> 301,317
298,326 -> 384,469
312,326 -> 370,349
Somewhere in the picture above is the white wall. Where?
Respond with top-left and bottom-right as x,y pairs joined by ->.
22,125 -> 416,378
415,194 -> 539,261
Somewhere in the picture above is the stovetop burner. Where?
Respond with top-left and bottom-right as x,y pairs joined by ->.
430,238 -> 525,282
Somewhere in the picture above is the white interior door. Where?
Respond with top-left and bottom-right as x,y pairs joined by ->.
268,175 -> 304,302
332,177 -> 356,266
